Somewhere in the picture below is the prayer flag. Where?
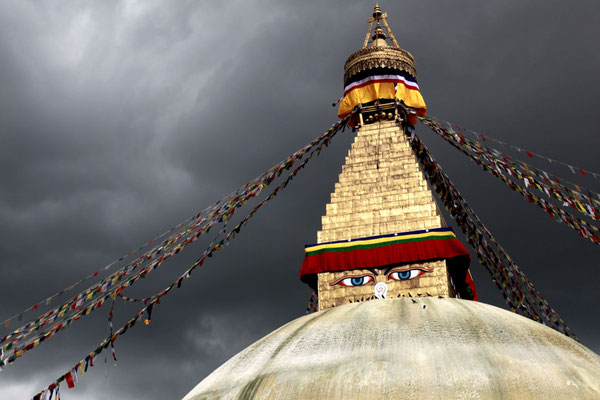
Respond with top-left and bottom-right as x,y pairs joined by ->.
65,371 -> 75,388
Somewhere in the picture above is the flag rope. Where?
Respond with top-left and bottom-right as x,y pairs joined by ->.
0,174 -> 265,330
408,124 -> 575,338
426,116 -> 600,207
418,115 -> 600,245
27,113 -> 354,399
428,116 -> 600,208
3,113 -> 354,373
436,117 -> 600,179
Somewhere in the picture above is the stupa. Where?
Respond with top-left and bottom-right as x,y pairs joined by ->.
182,5 -> 600,399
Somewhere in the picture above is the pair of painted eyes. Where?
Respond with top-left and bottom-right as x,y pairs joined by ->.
334,269 -> 428,287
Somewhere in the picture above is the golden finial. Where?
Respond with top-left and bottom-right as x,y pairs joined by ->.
373,3 -> 383,19
346,5 -> 417,87
363,4 -> 400,49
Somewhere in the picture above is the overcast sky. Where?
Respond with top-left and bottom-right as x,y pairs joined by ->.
1,1 -> 600,399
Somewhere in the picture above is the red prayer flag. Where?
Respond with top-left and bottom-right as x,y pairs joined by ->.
580,168 -> 586,176
526,151 -> 534,158
65,371 -> 75,388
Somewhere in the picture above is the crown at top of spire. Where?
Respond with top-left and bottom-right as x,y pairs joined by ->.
343,4 -> 417,87
363,3 -> 400,48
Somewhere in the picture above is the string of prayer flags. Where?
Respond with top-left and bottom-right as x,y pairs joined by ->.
418,115 -> 600,245
2,208 -> 221,341
409,129 -> 575,338
435,117 -> 600,210
2,114 -> 350,370
0,193 -> 235,330
3,115 -> 354,372
28,113 -> 355,397
10,149 -> 284,338
437,116 -> 599,179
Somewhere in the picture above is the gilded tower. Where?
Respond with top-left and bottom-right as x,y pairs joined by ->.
299,4 -> 475,310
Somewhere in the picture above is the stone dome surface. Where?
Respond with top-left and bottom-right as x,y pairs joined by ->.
182,298 -> 600,400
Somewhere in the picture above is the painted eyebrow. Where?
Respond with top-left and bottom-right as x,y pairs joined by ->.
329,272 -> 376,286
385,266 -> 433,278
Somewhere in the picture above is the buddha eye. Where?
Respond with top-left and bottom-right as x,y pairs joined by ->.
387,268 -> 430,281
330,274 -> 374,287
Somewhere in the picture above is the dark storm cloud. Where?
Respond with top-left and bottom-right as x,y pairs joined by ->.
1,1 -> 599,399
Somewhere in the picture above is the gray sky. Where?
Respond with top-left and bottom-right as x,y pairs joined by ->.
1,1 -> 599,398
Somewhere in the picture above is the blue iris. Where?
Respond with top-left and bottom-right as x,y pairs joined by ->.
397,270 -> 411,280
350,276 -> 365,286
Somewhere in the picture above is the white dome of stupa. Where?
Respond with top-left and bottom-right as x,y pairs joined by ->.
182,298 -> 600,399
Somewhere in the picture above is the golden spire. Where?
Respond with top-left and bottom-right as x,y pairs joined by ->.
363,4 -> 400,49
345,5 -> 417,87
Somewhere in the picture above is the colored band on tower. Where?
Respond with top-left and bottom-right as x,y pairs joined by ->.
337,68 -> 426,118
299,227 -> 476,300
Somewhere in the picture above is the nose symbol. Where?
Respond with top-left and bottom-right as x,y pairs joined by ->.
374,282 -> 388,299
